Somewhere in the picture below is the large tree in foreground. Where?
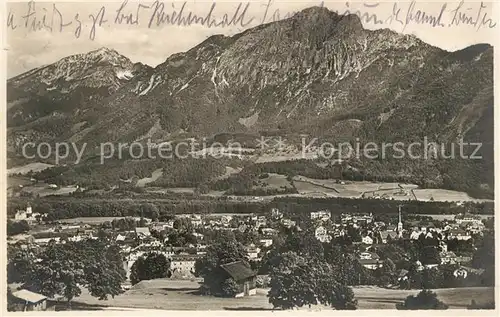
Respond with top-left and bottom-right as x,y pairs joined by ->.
194,231 -> 248,297
14,239 -> 125,308
268,251 -> 357,310
130,252 -> 171,285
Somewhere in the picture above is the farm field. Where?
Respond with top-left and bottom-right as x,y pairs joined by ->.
417,214 -> 494,221
253,173 -> 295,192
7,162 -> 54,175
70,279 -> 494,310
136,169 -> 163,187
293,176 -> 493,203
7,176 -> 33,188
412,189 -> 490,202
19,184 -> 79,197
58,217 -> 143,224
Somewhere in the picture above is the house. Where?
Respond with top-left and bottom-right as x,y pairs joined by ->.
116,234 -> 126,242
410,230 -> 421,240
315,226 -> 331,243
310,210 -> 331,221
454,214 -> 482,226
246,244 -> 261,260
34,237 -> 60,244
357,252 -> 383,270
220,216 -> 233,226
453,266 -> 485,279
170,255 -> 199,278
261,228 -> 277,236
379,230 -> 398,243
135,227 -> 151,238
281,218 -> 296,228
361,236 -> 373,245
219,261 -> 257,297
386,224 -> 397,232
259,239 -> 273,248
14,209 -> 28,221
440,251 -> 459,264
270,208 -> 283,219
11,289 -> 47,311
448,228 -> 471,241
14,205 -> 40,224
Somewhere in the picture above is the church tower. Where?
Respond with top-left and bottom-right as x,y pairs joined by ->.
397,205 -> 403,238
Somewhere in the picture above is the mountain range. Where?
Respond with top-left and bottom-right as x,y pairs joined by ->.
7,7 -> 494,198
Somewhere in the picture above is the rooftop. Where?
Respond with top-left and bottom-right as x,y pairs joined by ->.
12,289 -> 47,303
220,261 -> 256,281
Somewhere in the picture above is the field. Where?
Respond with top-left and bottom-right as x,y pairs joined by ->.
418,214 -> 494,221
70,279 -> 494,310
412,189 -> 490,202
7,162 -> 54,175
292,176 -> 493,203
18,184 -> 79,197
58,217 -> 143,224
253,173 -> 295,192
136,169 -> 163,187
7,176 -> 33,188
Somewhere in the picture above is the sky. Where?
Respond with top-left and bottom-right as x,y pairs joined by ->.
5,0 -> 498,77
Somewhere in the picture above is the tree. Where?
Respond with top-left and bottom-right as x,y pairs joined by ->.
17,239 -> 125,308
140,203 -> 159,221
194,231 -> 248,297
421,267 -> 444,289
268,251 -> 357,310
396,289 -> 448,310
7,246 -> 35,283
375,258 -> 396,287
7,220 -> 31,236
173,218 -> 194,233
420,246 -> 441,265
472,232 -> 495,286
220,278 -> 240,297
130,252 -> 171,285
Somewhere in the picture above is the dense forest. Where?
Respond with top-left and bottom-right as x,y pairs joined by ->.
7,195 -> 493,222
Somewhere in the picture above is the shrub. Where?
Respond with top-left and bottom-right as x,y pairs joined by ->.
396,289 -> 448,310
467,300 -> 495,310
220,278 -> 240,297
255,275 -> 270,288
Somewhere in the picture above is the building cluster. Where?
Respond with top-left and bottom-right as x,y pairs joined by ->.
8,204 -> 490,293
307,207 -> 487,270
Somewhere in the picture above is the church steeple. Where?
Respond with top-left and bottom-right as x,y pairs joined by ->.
397,205 -> 403,238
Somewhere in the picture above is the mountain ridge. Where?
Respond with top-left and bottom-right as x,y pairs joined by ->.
7,6 -> 494,198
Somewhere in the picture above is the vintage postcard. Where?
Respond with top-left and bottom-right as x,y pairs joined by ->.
4,0 -> 498,313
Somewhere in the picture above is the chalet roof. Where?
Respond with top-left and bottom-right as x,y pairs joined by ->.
456,266 -> 485,275
449,228 -> 467,234
440,251 -> 458,258
220,261 -> 256,281
358,258 -> 382,265
135,227 -> 151,235
12,289 -> 47,303
380,231 -> 398,239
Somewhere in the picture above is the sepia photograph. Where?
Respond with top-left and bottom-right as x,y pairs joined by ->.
4,0 -> 497,313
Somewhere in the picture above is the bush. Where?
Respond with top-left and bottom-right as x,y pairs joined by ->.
7,220 -> 31,236
255,275 -> 270,288
467,300 -> 495,310
220,278 -> 240,297
396,289 -> 448,310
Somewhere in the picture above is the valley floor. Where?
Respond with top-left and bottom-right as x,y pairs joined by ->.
69,279 -> 494,311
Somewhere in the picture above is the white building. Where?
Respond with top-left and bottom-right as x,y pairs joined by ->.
315,226 -> 331,243
362,236 -> 373,245
311,210 -> 331,221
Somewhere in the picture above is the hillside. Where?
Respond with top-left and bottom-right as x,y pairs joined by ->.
7,7 -> 494,198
